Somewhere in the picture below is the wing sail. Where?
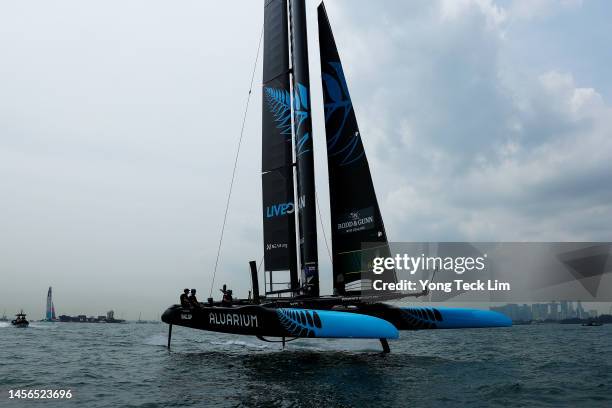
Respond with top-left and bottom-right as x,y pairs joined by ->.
262,0 -> 298,287
318,3 -> 396,296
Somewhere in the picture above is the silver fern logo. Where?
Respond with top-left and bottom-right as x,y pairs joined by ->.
322,61 -> 364,166
264,86 -> 292,136
276,308 -> 322,337
264,84 -> 311,157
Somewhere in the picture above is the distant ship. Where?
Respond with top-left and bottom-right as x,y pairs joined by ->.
0,310 -> 8,322
11,311 -> 29,328
104,310 -> 125,323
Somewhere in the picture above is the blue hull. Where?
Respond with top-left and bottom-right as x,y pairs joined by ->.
278,308 -> 399,339
400,306 -> 511,329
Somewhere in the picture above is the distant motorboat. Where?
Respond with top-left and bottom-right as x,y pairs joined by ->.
11,311 -> 29,328
582,320 -> 603,327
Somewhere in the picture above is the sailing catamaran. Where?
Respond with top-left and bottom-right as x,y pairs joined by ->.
162,0 -> 510,352
45,286 -> 57,321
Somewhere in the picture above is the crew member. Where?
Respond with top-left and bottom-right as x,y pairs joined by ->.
180,288 -> 190,308
220,285 -> 233,306
189,289 -> 200,308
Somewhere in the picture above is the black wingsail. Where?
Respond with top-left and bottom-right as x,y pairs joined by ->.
262,0 -> 298,289
289,0 -> 319,296
317,3 -> 396,295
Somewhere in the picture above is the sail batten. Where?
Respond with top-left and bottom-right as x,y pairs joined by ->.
317,3 -> 396,295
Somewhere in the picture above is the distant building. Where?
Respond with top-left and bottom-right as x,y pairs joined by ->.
568,301 -> 576,318
491,304 -> 533,321
531,303 -> 548,321
560,301 -> 568,320
518,304 -> 532,321
576,301 -> 585,319
549,302 -> 558,320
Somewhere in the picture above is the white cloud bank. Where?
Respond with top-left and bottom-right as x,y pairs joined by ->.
324,0 -> 612,242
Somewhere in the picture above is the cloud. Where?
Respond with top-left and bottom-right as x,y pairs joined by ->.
508,0 -> 583,20
440,0 -> 507,28
325,0 -> 612,241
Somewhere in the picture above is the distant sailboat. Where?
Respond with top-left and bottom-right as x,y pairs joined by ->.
45,287 -> 57,321
137,313 -> 146,324
161,0 -> 511,352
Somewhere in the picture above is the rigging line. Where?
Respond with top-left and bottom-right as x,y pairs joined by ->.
209,23 -> 264,298
315,191 -> 333,264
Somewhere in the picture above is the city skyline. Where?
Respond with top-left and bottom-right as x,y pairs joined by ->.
491,300 -> 607,322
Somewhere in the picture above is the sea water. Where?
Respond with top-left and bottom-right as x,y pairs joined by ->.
0,321 -> 610,407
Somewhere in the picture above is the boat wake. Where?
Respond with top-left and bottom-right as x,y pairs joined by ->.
288,338 -> 384,353
210,339 -> 270,350
0,322 -> 9,328
28,323 -> 56,329
143,334 -> 169,347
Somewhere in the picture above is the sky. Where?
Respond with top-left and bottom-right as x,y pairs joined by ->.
1,0 -> 611,320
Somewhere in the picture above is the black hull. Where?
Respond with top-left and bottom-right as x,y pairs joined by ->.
162,297 -> 511,340
161,299 -> 419,337
162,304 -> 288,337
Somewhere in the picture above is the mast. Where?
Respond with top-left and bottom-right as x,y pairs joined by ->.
289,0 -> 319,296
317,3 -> 396,295
261,0 -> 299,290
